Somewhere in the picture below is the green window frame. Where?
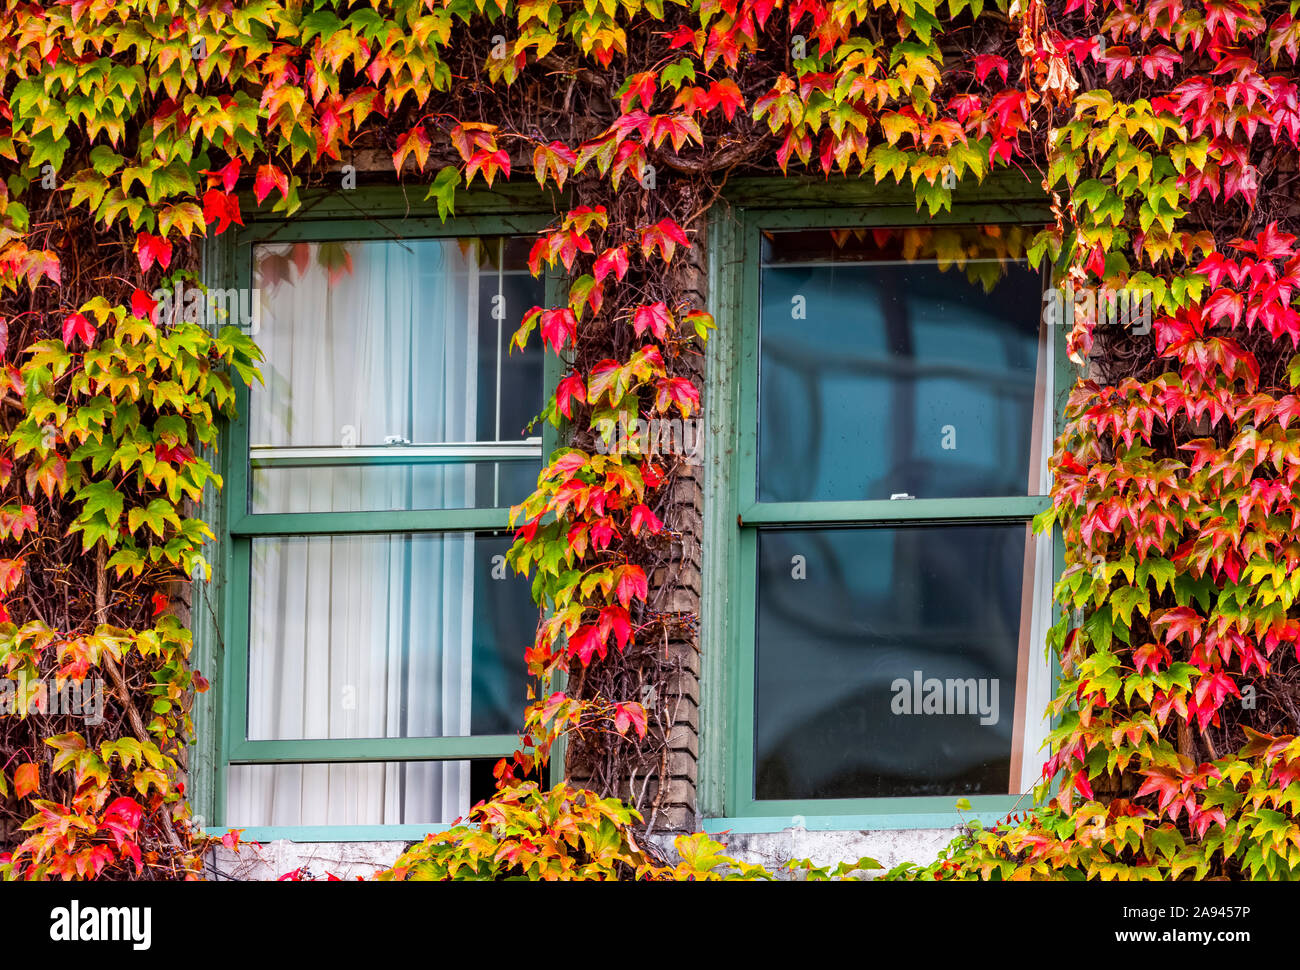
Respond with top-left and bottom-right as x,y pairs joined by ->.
700,174 -> 1072,833
193,186 -> 564,842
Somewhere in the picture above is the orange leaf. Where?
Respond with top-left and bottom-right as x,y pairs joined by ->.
14,762 -> 39,799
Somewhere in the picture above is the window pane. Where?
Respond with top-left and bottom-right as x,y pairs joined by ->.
758,225 -> 1049,503
250,459 -> 540,514
225,758 -> 504,827
754,523 -> 1038,800
248,236 -> 544,511
246,532 -> 535,741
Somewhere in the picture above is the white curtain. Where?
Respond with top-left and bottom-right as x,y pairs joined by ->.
1011,317 -> 1056,794
227,239 -> 484,827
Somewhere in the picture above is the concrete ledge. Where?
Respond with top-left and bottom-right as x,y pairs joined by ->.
206,840 -> 409,881
653,826 -> 958,878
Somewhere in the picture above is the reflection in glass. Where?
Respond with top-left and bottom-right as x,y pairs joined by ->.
247,532 -> 534,743
754,524 -> 1036,800
758,226 -> 1049,503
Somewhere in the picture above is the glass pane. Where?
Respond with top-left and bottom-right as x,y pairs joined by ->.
225,758 -> 504,827
758,225 -> 1049,503
246,532 -> 535,741
754,523 -> 1037,800
247,236 -> 544,511
250,459 -> 540,514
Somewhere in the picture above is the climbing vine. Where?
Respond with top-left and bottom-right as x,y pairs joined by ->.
0,0 -> 1295,880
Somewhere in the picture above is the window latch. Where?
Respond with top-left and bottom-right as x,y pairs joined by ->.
889,492 -> 915,500
384,435 -> 411,446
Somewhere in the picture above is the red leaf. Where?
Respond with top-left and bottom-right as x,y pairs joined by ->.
62,312 -> 96,347
655,376 -> 700,417
134,232 -> 173,272
1072,769 -> 1094,800
594,246 -> 629,283
974,54 -> 1009,84
708,79 -> 745,120
612,701 -> 648,738
533,140 -> 576,189
628,503 -> 663,536
567,624 -> 605,665
202,188 -> 243,235
632,301 -> 673,340
598,605 -> 633,651
0,558 -> 23,595
1086,243 -> 1107,279
253,164 -> 289,205
550,451 -> 589,476
948,93 -> 983,124
202,158 -> 242,193
1131,641 -> 1171,674
665,25 -> 697,49
1232,222 -> 1297,261
154,440 -> 194,464
614,563 -> 648,608
639,219 -> 692,263
102,796 -> 144,846
621,71 -> 658,112
554,372 -> 587,419
539,307 -> 578,353
1151,606 -> 1203,646
589,516 -> 618,549
466,147 -> 511,187
1192,670 -> 1238,728
0,505 -> 37,542
130,288 -> 158,322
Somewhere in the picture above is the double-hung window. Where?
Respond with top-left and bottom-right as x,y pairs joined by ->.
212,200 -> 558,837
712,187 -> 1066,827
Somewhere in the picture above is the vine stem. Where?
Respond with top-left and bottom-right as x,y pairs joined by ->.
94,543 -> 185,854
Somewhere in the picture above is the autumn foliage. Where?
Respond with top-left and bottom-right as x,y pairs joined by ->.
0,0 -> 1296,880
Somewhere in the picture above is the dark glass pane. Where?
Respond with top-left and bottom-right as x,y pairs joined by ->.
754,524 -> 1031,800
247,531 -> 534,741
469,533 -> 537,736
476,257 -> 546,443
758,225 -> 1047,503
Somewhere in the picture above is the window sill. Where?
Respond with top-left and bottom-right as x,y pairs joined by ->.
205,825 -> 451,844
702,804 -> 1030,835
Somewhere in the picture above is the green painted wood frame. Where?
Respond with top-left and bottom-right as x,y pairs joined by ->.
194,184 -> 568,841
700,173 -> 1075,832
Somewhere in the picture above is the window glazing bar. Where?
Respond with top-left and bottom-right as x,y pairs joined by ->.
249,439 -> 543,467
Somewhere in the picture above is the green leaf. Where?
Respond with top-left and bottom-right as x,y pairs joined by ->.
425,166 -> 461,221
77,480 -> 124,529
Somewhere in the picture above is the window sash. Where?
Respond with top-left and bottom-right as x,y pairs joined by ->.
738,496 -> 1048,527
734,202 -> 1059,523
722,199 -> 1067,822
216,212 -> 563,821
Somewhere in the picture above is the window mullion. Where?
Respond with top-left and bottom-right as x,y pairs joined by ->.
229,507 -> 514,537
738,495 -> 1049,527
228,735 -> 522,765
248,441 -> 542,466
